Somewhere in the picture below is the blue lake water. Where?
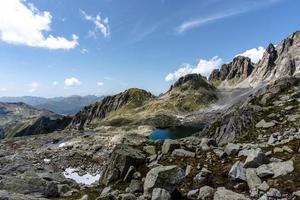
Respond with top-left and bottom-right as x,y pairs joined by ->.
149,126 -> 201,140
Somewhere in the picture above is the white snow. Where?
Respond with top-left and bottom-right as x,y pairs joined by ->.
63,168 -> 100,185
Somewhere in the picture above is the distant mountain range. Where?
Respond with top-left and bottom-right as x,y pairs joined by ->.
0,95 -> 103,115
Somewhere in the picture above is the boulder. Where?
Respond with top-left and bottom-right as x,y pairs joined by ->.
161,140 -> 180,154
255,165 -> 274,178
245,169 -> 261,190
193,168 -> 212,184
151,188 -> 171,200
228,161 -> 246,181
268,160 -> 294,178
198,186 -> 215,200
187,189 -> 199,199
243,152 -> 269,168
213,187 -> 250,200
144,165 -> 185,195
213,149 -> 226,158
143,146 -> 156,155
129,180 -> 143,193
224,143 -> 241,156
255,120 -> 275,128
100,144 -> 146,185
171,149 -> 195,158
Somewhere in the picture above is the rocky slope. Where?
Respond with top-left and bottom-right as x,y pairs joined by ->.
0,102 -> 71,139
70,88 -> 155,129
70,74 -> 217,129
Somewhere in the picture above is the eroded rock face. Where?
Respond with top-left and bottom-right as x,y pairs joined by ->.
208,56 -> 254,85
70,88 -> 155,129
100,144 -> 146,186
143,165 -> 185,195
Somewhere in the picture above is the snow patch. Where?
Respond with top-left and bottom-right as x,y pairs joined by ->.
63,168 -> 100,185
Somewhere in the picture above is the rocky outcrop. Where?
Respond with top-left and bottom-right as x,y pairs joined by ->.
209,56 -> 254,86
70,88 -> 155,129
100,144 -> 146,186
249,31 -> 300,85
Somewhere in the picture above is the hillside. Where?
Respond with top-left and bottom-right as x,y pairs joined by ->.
0,95 -> 102,115
0,102 -> 71,138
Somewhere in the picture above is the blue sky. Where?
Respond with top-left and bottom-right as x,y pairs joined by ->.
0,0 -> 299,97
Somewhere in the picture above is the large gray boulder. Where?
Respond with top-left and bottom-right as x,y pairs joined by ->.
256,160 -> 294,178
243,152 -> 269,168
224,143 -> 241,156
228,161 -> 246,181
143,165 -> 185,195
198,186 -> 215,200
100,144 -> 146,185
213,187 -> 250,200
245,169 -> 261,190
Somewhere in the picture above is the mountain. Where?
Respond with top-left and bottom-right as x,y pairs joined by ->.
0,102 -> 71,139
70,74 -> 217,129
70,88 -> 155,129
0,95 -> 102,115
209,56 -> 255,87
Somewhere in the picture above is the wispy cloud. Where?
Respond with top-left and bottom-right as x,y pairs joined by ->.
80,10 -> 110,38
176,0 -> 281,33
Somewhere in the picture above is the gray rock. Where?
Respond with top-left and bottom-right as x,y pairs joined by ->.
238,148 -> 261,157
193,168 -> 212,184
213,187 -> 250,200
100,144 -> 146,185
79,194 -> 89,200
268,160 -> 294,178
245,169 -> 261,190
151,188 -> 171,200
161,140 -> 180,154
266,188 -> 281,198
143,146 -> 156,155
120,193 -> 136,200
293,190 -> 300,198
144,165 -> 185,195
224,143 -> 241,156
255,165 -> 274,178
213,148 -> 226,158
171,149 -> 195,158
198,186 -> 215,200
255,120 -> 275,128
185,165 -> 193,176
258,181 -> 269,192
228,161 -> 246,181
129,180 -> 143,193
243,152 -> 269,168
187,189 -> 199,199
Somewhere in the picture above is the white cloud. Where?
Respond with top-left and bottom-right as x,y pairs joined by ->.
0,87 -> 7,92
28,81 -> 40,93
80,10 -> 110,38
236,46 -> 265,63
80,48 -> 88,54
165,56 -> 222,82
0,0 -> 78,49
64,77 -> 81,87
52,81 -> 59,86
97,82 -> 104,86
